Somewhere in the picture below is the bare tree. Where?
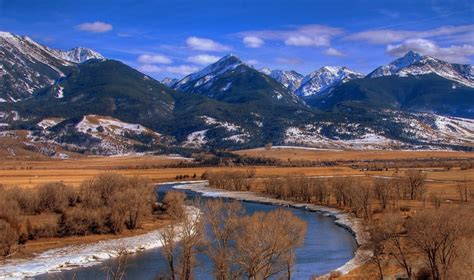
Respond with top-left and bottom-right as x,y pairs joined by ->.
373,178 -> 393,210
159,194 -> 203,280
404,170 -> 427,200
457,178 -> 470,202
234,209 -> 307,279
381,213 -> 413,279
202,199 -> 244,280
406,207 -> 472,280
104,246 -> 129,280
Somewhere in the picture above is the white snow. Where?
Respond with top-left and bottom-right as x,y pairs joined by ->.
76,115 -> 150,135
368,51 -> 474,88
55,86 -> 64,98
221,82 -> 232,91
37,118 -> 65,130
184,129 -> 208,147
201,116 -> 240,132
284,126 -> 401,150
175,54 -> 242,90
296,66 -> 364,97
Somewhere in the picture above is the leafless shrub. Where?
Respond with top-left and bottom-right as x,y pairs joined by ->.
162,191 -> 187,220
37,182 -> 78,213
0,220 -> 18,257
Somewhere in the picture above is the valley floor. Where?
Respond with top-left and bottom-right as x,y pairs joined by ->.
1,149 -> 473,279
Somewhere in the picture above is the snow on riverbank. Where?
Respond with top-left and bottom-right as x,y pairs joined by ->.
0,207 -> 198,280
172,181 -> 372,276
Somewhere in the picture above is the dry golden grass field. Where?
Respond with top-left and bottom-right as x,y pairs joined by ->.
1,149 -> 473,279
236,147 -> 474,161
1,149 -> 472,201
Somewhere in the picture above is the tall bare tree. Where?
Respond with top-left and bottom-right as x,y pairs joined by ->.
202,199 -> 244,279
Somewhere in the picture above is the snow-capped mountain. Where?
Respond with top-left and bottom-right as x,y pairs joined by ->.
367,51 -> 474,88
296,66 -> 364,97
161,77 -> 179,88
49,47 -> 104,63
174,54 -> 244,93
174,54 -> 302,105
260,68 -> 304,92
0,31 -> 103,102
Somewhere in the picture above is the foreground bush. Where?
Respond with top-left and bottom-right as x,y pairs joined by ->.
0,173 -> 157,257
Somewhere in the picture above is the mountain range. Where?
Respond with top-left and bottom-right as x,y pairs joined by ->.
0,31 -> 473,157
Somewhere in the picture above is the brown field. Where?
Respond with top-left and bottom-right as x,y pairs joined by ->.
1,149 -> 473,279
236,147 -> 474,161
1,150 -> 472,201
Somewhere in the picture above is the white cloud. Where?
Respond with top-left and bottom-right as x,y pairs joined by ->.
245,59 -> 259,65
75,21 -> 113,33
137,54 -> 172,64
138,64 -> 198,75
386,39 -> 474,63
186,36 -> 230,51
187,54 -> 220,65
275,57 -> 303,65
239,24 -> 342,48
324,47 -> 345,57
285,35 -> 329,47
137,64 -> 162,73
166,65 -> 199,75
243,36 -> 264,48
347,25 -> 474,45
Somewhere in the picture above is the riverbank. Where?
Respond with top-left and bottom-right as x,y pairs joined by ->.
0,207 -> 197,279
172,180 -> 372,277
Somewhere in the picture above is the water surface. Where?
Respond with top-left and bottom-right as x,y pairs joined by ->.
36,182 -> 357,279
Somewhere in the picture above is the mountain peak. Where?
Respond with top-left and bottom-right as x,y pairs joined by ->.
367,50 -> 474,87
259,68 -> 304,91
174,53 -> 244,91
50,47 -> 104,63
216,53 -> 242,65
296,66 -> 364,97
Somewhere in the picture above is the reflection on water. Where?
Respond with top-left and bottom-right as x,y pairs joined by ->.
35,182 -> 357,279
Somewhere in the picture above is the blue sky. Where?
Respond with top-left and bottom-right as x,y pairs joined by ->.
1,0 -> 473,79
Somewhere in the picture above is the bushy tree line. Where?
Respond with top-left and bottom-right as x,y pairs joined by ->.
0,173 -> 156,257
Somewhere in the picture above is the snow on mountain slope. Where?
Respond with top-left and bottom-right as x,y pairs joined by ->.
0,31 -> 69,101
174,54 -> 243,92
161,77 -> 179,88
285,126 -> 400,150
37,118 -> 65,130
76,115 -> 157,136
260,68 -> 304,92
284,112 -> 474,150
296,66 -> 364,97
49,47 -> 104,63
367,51 -> 474,88
0,31 -> 104,102
69,115 -> 167,155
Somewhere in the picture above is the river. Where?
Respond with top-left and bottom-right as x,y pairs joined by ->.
33,182 -> 358,279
